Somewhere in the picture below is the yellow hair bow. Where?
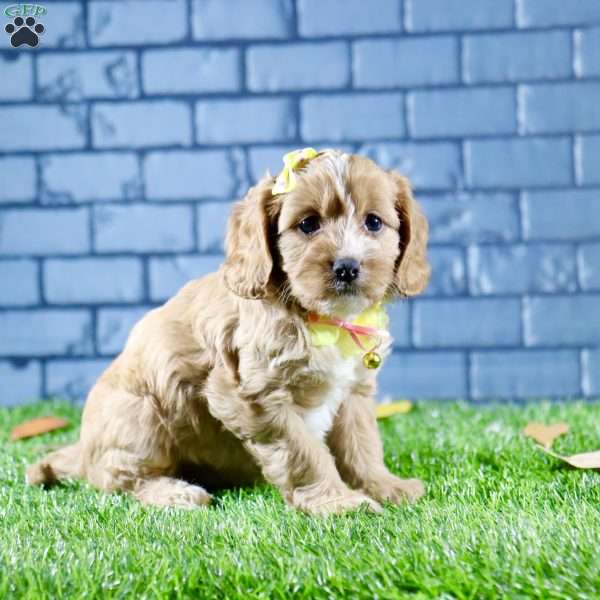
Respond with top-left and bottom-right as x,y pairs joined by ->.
272,147 -> 319,195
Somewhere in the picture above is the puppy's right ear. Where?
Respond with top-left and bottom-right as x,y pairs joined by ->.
222,176 -> 277,299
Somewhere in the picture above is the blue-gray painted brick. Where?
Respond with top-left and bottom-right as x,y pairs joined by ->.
579,136 -> 600,185
522,190 -> 600,240
420,193 -> 520,243
0,208 -> 90,256
0,105 -> 86,151
94,204 -> 194,253
196,98 -> 296,144
0,310 -> 92,356
0,0 -> 598,406
0,157 -> 36,203
247,42 -> 350,91
465,138 -> 572,188
521,83 -> 600,134
463,31 -> 571,83
413,298 -> 521,348
92,101 -> 191,149
97,306 -> 151,355
471,350 -> 580,399
192,0 -> 293,39
576,28 -> 600,77
386,301 -> 410,348
524,295 -> 600,346
301,93 -> 404,142
142,48 -> 240,95
361,142 -> 461,190
378,352 -> 467,399
0,260 -> 39,306
37,2 -> 85,48
298,0 -> 401,36
468,244 -> 577,295
44,258 -> 144,304
46,359 -> 111,402
248,145 -> 298,182
0,360 -> 42,406
354,37 -> 459,89
408,87 -> 516,138
41,152 -> 141,203
197,202 -> 234,252
578,243 -> 600,291
405,0 -> 513,31
582,349 -> 600,396
38,52 -> 138,101
0,54 -> 32,100
149,255 -> 224,301
145,150 -> 245,201
88,0 -> 187,46
517,0 -> 600,27
425,247 -> 466,296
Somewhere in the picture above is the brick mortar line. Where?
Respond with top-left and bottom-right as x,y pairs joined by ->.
6,76 -> 600,107
0,130 -> 593,145
3,138 -> 596,159
14,22 -> 600,54
578,349 -> 586,396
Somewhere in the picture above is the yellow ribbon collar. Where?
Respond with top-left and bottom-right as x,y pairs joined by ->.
307,303 -> 389,361
272,147 -> 319,195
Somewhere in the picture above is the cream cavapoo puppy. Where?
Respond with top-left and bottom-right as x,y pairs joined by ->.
27,148 -> 430,515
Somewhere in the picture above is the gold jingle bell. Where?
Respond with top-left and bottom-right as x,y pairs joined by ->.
363,351 -> 382,369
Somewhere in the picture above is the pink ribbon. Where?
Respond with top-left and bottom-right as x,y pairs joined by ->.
307,313 -> 386,352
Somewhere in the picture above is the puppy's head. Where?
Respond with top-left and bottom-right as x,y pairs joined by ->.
223,150 -> 430,316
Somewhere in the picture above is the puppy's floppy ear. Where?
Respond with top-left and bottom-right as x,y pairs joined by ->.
389,171 -> 430,297
223,176 -> 277,299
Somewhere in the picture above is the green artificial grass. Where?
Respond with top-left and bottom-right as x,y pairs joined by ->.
1,400 -> 600,599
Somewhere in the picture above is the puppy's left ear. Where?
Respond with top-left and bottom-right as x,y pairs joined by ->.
222,176 -> 277,299
389,171 -> 430,297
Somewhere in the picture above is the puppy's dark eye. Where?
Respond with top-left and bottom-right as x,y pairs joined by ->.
298,215 -> 320,235
365,213 -> 382,232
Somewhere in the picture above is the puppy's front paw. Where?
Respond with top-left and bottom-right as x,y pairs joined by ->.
364,475 -> 425,505
292,484 -> 382,516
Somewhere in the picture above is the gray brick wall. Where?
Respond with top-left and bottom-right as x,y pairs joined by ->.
0,0 -> 598,405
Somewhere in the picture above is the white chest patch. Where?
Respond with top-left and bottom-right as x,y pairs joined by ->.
302,351 -> 360,440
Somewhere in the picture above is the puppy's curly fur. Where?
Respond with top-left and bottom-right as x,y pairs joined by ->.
27,150 -> 430,515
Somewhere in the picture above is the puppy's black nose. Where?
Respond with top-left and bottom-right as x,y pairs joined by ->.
333,257 -> 360,283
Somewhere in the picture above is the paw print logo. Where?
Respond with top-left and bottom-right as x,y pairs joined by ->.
5,16 -> 44,48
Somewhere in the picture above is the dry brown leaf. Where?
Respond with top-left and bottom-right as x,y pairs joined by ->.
538,445 -> 600,470
10,416 -> 69,441
563,451 -> 600,469
376,400 -> 412,419
523,421 -> 569,448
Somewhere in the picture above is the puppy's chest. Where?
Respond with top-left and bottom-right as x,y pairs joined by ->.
294,347 -> 362,440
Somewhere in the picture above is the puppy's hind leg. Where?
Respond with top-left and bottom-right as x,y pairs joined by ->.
87,446 -> 213,509
133,477 -> 212,509
26,442 -> 83,486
